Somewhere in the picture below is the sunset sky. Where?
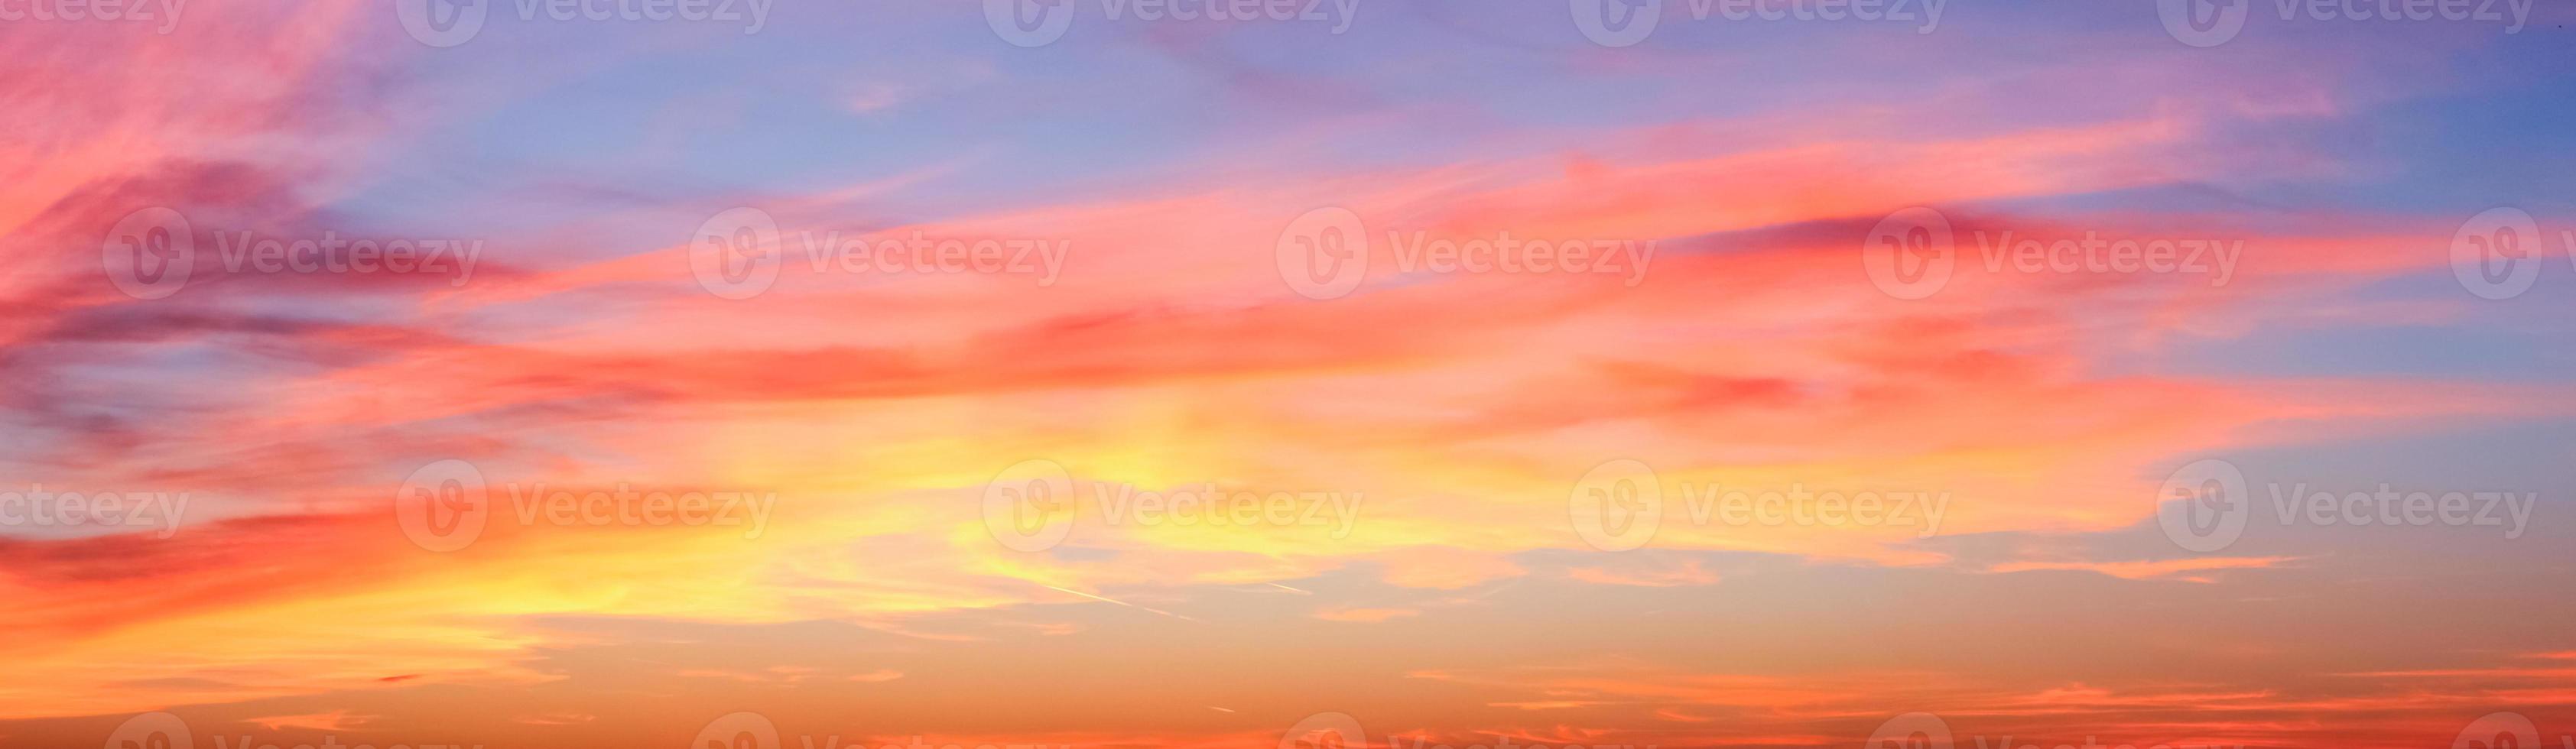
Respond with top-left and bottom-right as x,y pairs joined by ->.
3,2 -> 2574,747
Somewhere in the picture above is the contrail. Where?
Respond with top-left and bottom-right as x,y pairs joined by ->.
1038,583 -> 1197,621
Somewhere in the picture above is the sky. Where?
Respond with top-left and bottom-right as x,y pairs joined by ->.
2,1 -> 2574,747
